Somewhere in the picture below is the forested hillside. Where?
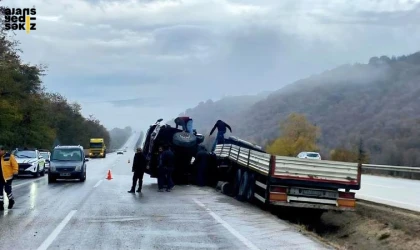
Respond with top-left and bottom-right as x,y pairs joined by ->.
181,51 -> 420,166
177,92 -> 270,134
109,126 -> 132,149
0,3 -> 110,150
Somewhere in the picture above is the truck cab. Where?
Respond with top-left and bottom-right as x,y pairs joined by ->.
89,138 -> 106,158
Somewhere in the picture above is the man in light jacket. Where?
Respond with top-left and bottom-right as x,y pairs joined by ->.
0,145 -> 19,210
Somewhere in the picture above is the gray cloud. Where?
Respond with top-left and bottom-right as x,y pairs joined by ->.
4,0 -> 420,130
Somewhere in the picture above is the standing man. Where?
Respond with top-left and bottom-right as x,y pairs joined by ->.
128,147 -> 147,193
157,146 -> 165,192
0,145 -> 18,210
209,120 -> 232,152
157,145 -> 175,192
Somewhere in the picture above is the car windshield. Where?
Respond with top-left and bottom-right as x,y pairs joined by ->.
51,149 -> 82,161
307,153 -> 320,157
90,143 -> 103,148
14,150 -> 37,158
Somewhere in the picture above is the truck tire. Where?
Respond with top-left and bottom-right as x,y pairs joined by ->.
246,173 -> 255,202
237,171 -> 249,201
232,168 -> 242,197
172,131 -> 197,148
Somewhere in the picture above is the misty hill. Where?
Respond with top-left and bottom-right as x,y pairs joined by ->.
181,51 -> 420,166
177,92 -> 271,135
109,126 -> 132,150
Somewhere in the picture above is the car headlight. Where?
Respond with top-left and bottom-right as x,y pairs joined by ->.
75,165 -> 82,171
50,165 -> 56,171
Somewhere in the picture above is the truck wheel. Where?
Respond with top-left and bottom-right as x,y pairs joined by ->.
232,168 -> 242,197
172,131 -> 197,148
237,171 -> 249,201
246,173 -> 255,202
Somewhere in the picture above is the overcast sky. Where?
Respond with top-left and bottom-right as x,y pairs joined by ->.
4,0 -> 420,132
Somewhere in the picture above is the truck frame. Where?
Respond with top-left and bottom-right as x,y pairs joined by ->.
212,139 -> 361,217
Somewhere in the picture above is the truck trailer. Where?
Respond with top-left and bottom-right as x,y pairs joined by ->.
211,137 -> 361,219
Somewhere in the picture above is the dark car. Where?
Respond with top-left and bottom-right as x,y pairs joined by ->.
143,117 -> 205,184
48,145 -> 89,183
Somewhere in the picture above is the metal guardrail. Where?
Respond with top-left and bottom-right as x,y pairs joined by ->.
363,164 -> 420,173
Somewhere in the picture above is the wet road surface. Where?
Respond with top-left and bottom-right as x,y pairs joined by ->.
355,174 -> 420,212
1,135 -> 329,250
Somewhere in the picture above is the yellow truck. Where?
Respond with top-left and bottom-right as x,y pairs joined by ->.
88,138 -> 107,158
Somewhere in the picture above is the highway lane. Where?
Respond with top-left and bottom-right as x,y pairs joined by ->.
355,174 -> 420,212
1,134 -> 330,250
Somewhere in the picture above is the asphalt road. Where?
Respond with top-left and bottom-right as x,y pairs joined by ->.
1,134 -> 329,250
355,174 -> 420,212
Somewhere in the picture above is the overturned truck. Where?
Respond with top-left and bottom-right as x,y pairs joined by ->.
142,117 -> 205,184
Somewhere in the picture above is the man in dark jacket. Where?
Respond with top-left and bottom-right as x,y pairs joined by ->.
209,120 -> 232,152
128,147 -> 147,193
158,145 -> 175,192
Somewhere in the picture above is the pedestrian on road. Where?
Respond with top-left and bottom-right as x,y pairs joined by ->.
158,145 -> 175,192
0,145 -> 18,210
209,120 -> 232,152
157,146 -> 165,192
128,147 -> 147,193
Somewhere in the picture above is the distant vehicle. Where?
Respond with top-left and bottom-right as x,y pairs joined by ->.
297,152 -> 322,160
143,117 -> 205,184
89,138 -> 106,158
48,145 -> 88,183
39,149 -> 51,172
13,148 -> 46,177
117,151 -> 124,155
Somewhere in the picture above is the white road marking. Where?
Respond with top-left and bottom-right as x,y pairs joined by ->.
13,179 -> 40,188
193,199 -> 260,250
37,210 -> 77,250
93,180 -> 103,188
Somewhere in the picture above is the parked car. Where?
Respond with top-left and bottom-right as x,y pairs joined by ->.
13,148 -> 46,177
297,152 -> 322,160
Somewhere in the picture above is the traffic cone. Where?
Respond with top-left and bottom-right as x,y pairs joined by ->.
106,170 -> 113,180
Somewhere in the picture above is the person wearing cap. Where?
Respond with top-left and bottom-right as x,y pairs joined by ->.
128,147 -> 147,193
0,145 -> 19,210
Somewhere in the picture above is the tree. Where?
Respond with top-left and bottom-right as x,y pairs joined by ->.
0,3 -> 111,150
266,113 -> 321,156
330,139 -> 369,163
